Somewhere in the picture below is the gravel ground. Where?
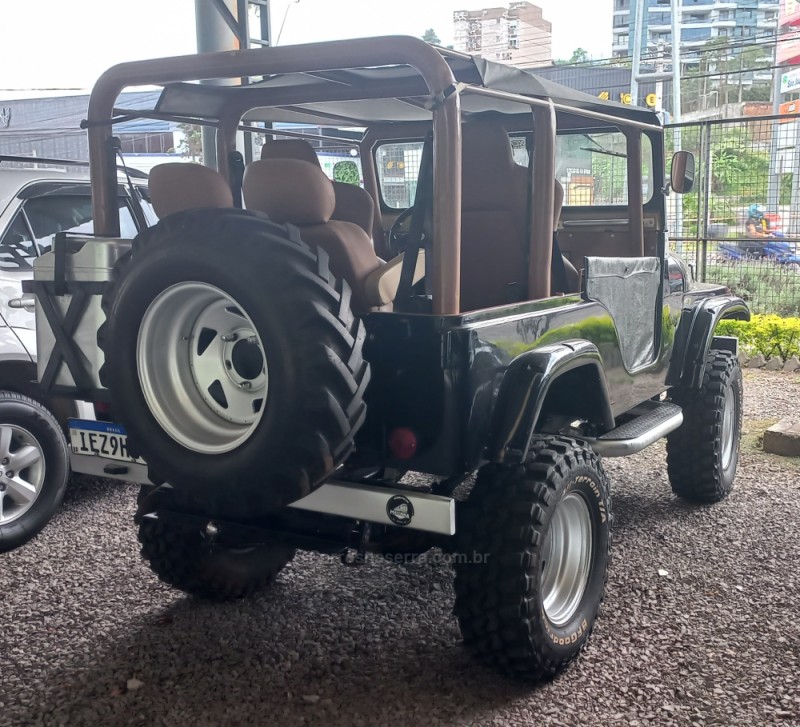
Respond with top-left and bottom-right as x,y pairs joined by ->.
2,369 -> 799,727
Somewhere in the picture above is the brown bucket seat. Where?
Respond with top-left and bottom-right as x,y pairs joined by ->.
459,120 -> 530,311
243,158 -> 423,314
148,162 -> 234,218
459,122 -> 581,308
260,139 -> 375,239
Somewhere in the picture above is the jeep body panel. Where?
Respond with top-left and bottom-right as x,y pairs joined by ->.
667,292 -> 750,389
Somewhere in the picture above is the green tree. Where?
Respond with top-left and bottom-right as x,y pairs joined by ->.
422,28 -> 441,45
568,47 -> 590,64
554,47 -> 591,65
177,123 -> 202,162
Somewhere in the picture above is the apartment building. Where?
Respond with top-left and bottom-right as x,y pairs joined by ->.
612,0 -> 780,60
453,2 -> 552,67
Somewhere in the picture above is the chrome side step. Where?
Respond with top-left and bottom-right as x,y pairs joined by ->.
586,400 -> 683,457
289,480 -> 456,536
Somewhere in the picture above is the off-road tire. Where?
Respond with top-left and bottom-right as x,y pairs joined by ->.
98,209 -> 370,518
453,436 -> 612,681
0,392 -> 69,552
666,349 -> 743,503
138,516 -> 295,600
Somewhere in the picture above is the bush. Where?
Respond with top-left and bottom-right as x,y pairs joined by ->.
716,315 -> 800,360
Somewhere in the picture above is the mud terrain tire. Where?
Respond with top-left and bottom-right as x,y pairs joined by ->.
138,517 -> 295,599
666,349 -> 743,503
453,436 -> 612,681
99,209 -> 370,518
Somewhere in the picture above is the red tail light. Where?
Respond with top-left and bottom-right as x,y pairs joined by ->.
388,427 -> 417,460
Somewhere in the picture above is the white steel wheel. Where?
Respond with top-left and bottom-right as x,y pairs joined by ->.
137,282 -> 267,454
541,491 -> 594,627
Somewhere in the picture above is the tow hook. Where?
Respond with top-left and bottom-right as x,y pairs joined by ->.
341,522 -> 371,567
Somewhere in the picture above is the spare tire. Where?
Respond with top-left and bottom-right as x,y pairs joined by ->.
99,209 -> 370,518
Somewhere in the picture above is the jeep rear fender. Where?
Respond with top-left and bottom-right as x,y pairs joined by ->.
486,340 -> 615,465
666,296 -> 749,389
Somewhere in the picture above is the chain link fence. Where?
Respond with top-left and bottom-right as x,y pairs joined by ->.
667,115 -> 800,316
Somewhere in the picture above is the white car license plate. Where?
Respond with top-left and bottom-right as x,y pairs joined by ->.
68,419 -> 145,464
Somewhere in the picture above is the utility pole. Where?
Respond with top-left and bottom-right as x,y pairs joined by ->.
670,0 -> 681,124
195,1 -> 272,166
630,0 -> 646,105
632,0 -> 682,116
631,0 -> 683,236
767,43 -> 782,215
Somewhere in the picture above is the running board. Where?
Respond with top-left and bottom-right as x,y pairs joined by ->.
288,481 -> 456,536
586,401 -> 683,457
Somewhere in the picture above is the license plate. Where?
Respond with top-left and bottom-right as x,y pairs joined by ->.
68,419 -> 145,464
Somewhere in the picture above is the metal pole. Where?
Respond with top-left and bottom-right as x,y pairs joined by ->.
790,120 -> 800,237
699,122 -> 712,282
670,0 -> 681,123
261,0 -> 273,46
631,0 -> 646,106
767,61 -> 783,214
670,0 -> 683,238
195,0 -> 241,169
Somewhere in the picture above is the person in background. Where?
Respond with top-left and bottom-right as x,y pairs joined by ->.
745,204 -> 771,238
741,204 -> 772,256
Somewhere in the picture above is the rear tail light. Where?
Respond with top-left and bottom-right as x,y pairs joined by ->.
388,427 -> 417,460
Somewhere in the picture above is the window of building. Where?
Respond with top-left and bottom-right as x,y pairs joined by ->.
119,132 -> 175,155
682,27 -> 712,41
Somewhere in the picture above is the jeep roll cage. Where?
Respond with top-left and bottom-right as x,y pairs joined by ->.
84,35 -> 664,314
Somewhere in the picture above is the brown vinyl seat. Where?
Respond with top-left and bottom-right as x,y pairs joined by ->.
459,121 -> 530,311
243,158 -> 423,313
148,162 -> 234,218
260,139 -> 375,238
460,121 -> 580,309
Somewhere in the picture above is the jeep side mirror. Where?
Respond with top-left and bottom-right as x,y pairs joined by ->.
332,160 -> 360,186
670,151 -> 695,194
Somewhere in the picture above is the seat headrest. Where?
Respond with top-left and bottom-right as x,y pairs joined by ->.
148,163 -> 234,218
461,120 -> 520,209
260,139 -> 321,168
243,158 -> 335,226
462,121 -> 516,172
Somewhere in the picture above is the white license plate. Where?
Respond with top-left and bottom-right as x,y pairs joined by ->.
68,419 -> 145,464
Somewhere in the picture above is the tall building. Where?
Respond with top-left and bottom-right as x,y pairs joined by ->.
777,0 -> 800,65
612,0 -> 780,60
453,2 -> 552,67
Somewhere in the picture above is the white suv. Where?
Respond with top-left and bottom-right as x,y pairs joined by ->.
0,156 -> 154,550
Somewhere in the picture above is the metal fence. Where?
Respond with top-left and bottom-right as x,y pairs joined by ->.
666,114 -> 800,316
